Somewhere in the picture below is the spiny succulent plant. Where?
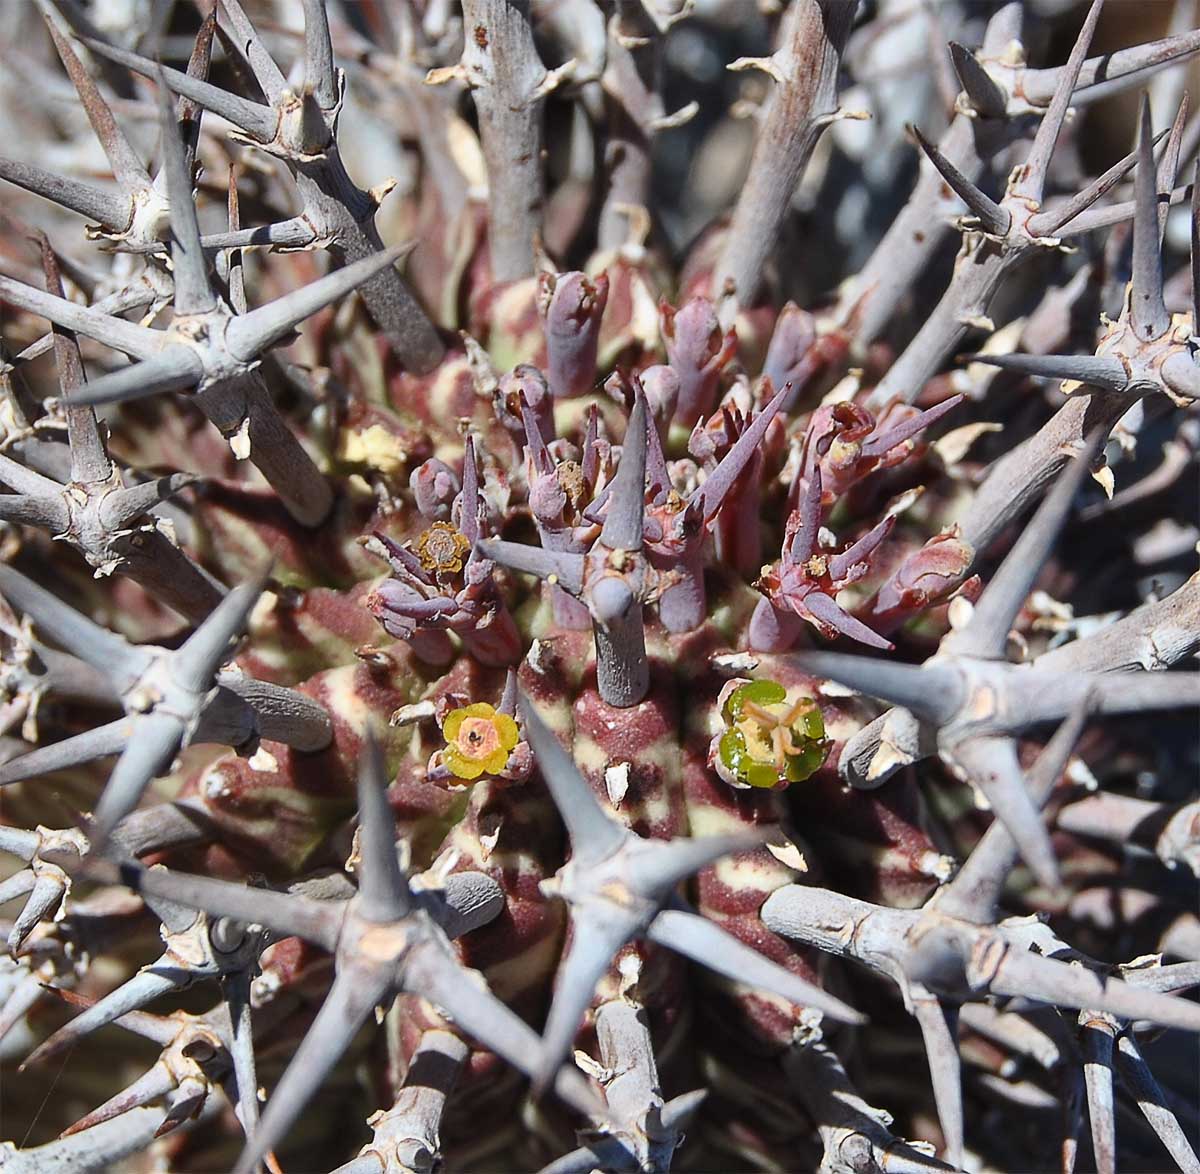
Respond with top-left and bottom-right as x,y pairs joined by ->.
0,2 -> 1198,1172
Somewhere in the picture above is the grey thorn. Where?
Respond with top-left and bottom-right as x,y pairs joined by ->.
0,276 -> 159,360
478,539 -> 586,595
8,870 -> 67,955
989,950 -> 1200,1032
82,38 -> 278,143
224,171 -> 247,316
646,904 -> 866,1025
1114,1032 -> 1200,1173
0,827 -> 41,860
943,428 -> 1104,660
113,861 -> 342,953
1080,1019 -> 1117,1174
354,737 -> 411,923
911,995 -> 963,1170
539,1146 -> 623,1174
0,869 -> 34,906
225,244 -> 414,362
200,218 -> 317,252
1131,95 -> 1170,341
599,392 -> 648,552
782,650 -> 962,725
176,8 -> 217,177
154,68 -> 214,317
232,965 -> 391,1174
0,1102 -> 217,1174
173,572 -> 269,694
934,697 -> 1091,924
1078,670 -> 1200,718
1126,960 -> 1200,995
1013,0 -> 1105,205
88,711 -> 185,849
65,347 -> 204,408
42,11 -> 151,193
38,236 -> 111,485
962,352 -> 1129,393
659,1087 -> 708,1133
0,971 -> 54,1047
222,969 -> 260,1138
0,449 -> 63,498
538,910 -> 640,1091
0,717 -> 133,787
110,800 -> 214,859
218,0 -> 289,102
402,938 -> 604,1118
20,967 -> 181,1069
96,474 -> 198,533
0,493 -> 70,530
301,0 -> 339,111
1030,130 -> 1163,237
1024,28 -> 1200,107
1153,93 -> 1189,240
940,734 -> 1060,893
948,42 -> 1007,118
913,126 -> 1010,236
60,1063 -> 176,1137
1053,179 -> 1193,239
0,565 -> 145,680
0,157 -> 130,230
330,1158 -> 382,1174
1160,349 -> 1200,401
625,829 -> 770,897
517,691 -> 627,867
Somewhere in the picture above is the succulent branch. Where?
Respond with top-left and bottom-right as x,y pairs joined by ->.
451,0 -> 561,282
714,0 -> 855,313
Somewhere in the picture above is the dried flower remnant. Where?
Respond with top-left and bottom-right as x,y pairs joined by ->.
417,522 -> 472,578
712,679 -> 830,790
441,702 -> 520,781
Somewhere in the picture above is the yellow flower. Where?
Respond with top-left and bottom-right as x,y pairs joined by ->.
442,703 -> 520,781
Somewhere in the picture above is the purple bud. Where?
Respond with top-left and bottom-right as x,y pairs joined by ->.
529,472 -> 569,527
868,530 -> 978,634
640,365 -> 680,433
763,302 -> 816,392
409,459 -> 461,521
496,364 -> 554,448
365,579 -> 455,664
661,297 -> 737,427
537,271 -> 609,398
748,596 -> 805,652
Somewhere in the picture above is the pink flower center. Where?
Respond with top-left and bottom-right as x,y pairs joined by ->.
456,717 -> 501,760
